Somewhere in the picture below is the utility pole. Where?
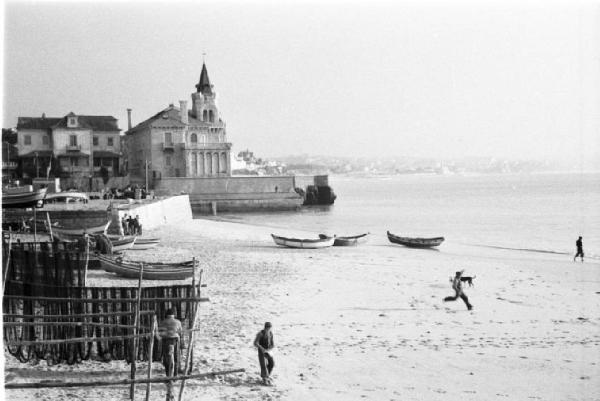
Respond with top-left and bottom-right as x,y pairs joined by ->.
35,152 -> 39,178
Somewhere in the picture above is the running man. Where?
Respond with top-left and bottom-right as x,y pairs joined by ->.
254,322 -> 275,385
574,236 -> 584,262
443,270 -> 473,310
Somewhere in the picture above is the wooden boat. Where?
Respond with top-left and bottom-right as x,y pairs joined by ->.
97,254 -> 195,280
333,233 -> 369,246
109,236 -> 136,252
271,234 -> 335,249
2,186 -> 47,209
52,221 -> 111,237
387,231 -> 445,248
131,237 -> 160,250
45,191 -> 89,203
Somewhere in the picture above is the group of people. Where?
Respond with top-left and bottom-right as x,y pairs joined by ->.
154,236 -> 588,386
121,214 -> 142,235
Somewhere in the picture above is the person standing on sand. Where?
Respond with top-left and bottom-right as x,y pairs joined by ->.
574,236 -> 584,262
254,322 -> 275,385
156,308 -> 185,376
443,270 -> 473,310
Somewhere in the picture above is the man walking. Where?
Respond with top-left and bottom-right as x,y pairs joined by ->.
157,308 -> 185,376
254,322 -> 275,385
443,270 -> 473,310
574,236 -> 584,262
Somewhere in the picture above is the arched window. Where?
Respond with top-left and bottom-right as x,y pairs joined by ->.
191,133 -> 197,143
203,110 -> 208,121
209,110 -> 214,122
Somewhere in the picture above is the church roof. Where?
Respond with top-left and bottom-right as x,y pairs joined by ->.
195,63 -> 213,95
127,105 -> 206,134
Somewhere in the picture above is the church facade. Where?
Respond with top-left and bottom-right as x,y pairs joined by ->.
125,63 -> 232,183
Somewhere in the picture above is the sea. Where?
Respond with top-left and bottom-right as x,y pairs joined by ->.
198,172 -> 600,260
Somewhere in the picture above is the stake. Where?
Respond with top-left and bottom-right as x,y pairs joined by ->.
83,234 -> 90,286
46,212 -> 53,241
3,231 -> 13,294
145,315 -> 157,401
178,265 -> 202,401
130,262 -> 144,400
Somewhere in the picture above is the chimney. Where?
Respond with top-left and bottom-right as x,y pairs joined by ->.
179,100 -> 188,124
126,109 -> 132,130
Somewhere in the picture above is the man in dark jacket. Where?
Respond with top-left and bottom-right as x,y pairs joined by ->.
443,270 -> 473,310
574,236 -> 584,262
157,308 -> 185,376
254,322 -> 275,385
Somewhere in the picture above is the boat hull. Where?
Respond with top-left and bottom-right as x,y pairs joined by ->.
2,187 -> 47,209
387,231 -> 444,248
110,236 -> 136,252
131,238 -> 160,250
271,234 -> 335,249
333,233 -> 369,246
97,255 -> 195,280
53,221 -> 110,237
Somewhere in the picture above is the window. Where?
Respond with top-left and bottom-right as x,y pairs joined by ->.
81,158 -> 89,167
93,136 -> 98,146
68,117 -> 77,127
94,158 -> 101,167
70,157 -> 79,167
200,134 -> 206,143
191,133 -> 197,143
24,135 -> 31,145
69,135 -> 77,146
164,132 -> 172,145
166,156 -> 172,166
203,110 -> 208,121
209,110 -> 214,122
43,136 -> 49,145
107,137 -> 114,147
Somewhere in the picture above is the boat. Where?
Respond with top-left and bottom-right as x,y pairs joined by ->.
131,237 -> 160,250
271,234 -> 335,249
333,233 -> 369,246
52,221 -> 111,237
386,231 -> 445,248
2,186 -> 47,209
109,236 -> 136,252
97,254 -> 195,280
45,191 -> 89,204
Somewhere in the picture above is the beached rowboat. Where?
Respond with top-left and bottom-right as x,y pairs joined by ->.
332,233 -> 369,246
97,254 -> 195,280
131,237 -> 160,250
52,221 -> 111,237
2,186 -> 47,209
271,234 -> 335,249
387,231 -> 445,248
109,236 -> 136,252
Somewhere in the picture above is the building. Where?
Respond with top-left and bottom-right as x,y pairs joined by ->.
15,113 -> 122,179
125,63 -> 232,184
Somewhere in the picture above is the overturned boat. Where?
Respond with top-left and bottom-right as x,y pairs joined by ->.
387,231 -> 445,248
130,237 -> 160,250
97,254 -> 195,280
52,221 -> 111,238
108,235 -> 136,252
271,234 -> 335,249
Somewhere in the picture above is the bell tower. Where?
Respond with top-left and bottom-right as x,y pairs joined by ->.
191,62 -> 220,123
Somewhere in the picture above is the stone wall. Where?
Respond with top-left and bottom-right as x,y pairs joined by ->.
112,195 -> 192,233
154,176 -> 297,196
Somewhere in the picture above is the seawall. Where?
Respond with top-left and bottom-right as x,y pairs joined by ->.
154,176 -> 304,213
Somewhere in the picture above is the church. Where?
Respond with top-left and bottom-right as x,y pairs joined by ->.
125,63 -> 232,184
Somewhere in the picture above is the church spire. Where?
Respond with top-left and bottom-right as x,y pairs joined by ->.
195,63 -> 213,95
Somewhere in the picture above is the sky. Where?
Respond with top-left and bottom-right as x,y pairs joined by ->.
3,0 -> 600,164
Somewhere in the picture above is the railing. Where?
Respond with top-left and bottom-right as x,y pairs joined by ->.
2,161 -> 18,169
162,142 -> 175,151
184,142 -> 232,150
66,145 -> 82,151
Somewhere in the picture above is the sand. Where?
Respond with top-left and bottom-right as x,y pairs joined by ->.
3,218 -> 600,401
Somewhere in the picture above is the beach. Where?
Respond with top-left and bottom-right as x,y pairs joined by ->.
4,217 -> 600,401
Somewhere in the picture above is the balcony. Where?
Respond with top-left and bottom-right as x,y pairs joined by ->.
184,142 -> 232,150
162,142 -> 175,151
66,145 -> 82,152
2,161 -> 18,170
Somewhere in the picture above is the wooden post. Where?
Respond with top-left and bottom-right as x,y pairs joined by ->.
33,207 -> 37,243
145,315 -> 157,401
178,266 -> 202,401
46,212 -> 54,241
2,231 -> 12,294
83,234 -> 90,286
130,262 -> 144,401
